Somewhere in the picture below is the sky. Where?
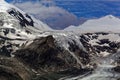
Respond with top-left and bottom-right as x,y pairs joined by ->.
4,0 -> 120,29
6,0 -> 120,18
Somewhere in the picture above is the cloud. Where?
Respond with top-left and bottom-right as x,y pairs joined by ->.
11,1 -> 80,29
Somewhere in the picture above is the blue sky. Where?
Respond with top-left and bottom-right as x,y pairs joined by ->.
48,1 -> 120,18
6,0 -> 120,18
5,0 -> 120,29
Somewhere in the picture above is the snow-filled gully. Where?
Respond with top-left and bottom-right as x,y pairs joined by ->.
65,47 -> 84,68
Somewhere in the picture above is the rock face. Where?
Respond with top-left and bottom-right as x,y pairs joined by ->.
0,32 -> 120,80
81,33 -> 120,53
8,8 -> 34,27
0,56 -> 33,80
15,35 -> 90,73
14,32 -> 120,75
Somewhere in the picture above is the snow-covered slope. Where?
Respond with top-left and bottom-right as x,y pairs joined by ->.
0,0 -> 52,39
65,15 -> 120,33
0,0 -> 53,56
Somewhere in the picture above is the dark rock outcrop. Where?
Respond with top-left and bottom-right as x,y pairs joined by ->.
8,8 -> 34,27
80,33 -> 120,57
0,56 -> 33,80
0,39 -> 20,57
113,66 -> 120,73
15,35 -> 89,73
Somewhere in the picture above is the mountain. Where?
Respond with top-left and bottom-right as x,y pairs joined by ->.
12,1 -> 81,30
80,15 -> 120,32
0,0 -> 52,40
65,15 -> 120,33
0,0 -> 52,57
14,32 -> 120,80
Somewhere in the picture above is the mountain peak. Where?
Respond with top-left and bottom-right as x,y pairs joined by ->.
106,15 -> 114,17
102,15 -> 116,19
65,14 -> 120,33
0,0 -> 52,39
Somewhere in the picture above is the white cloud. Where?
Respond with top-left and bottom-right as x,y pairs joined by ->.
11,2 -> 80,29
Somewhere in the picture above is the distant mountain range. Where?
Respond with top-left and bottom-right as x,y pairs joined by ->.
65,15 -> 120,33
